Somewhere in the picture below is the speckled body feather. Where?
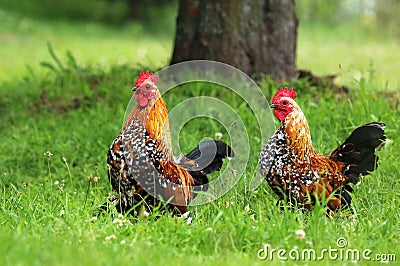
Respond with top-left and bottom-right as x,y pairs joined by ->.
107,72 -> 233,215
259,88 -> 386,212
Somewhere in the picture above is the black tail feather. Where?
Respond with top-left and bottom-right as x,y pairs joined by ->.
184,140 -> 234,188
330,122 -> 386,183
185,140 -> 234,175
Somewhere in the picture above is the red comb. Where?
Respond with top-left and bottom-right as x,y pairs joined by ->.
272,87 -> 297,103
134,70 -> 159,87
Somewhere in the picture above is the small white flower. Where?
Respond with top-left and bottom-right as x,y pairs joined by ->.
225,201 -> 235,208
120,240 -> 126,245
44,151 -> 53,157
215,132 -> 223,138
60,210 -> 65,217
295,229 -> 306,240
113,214 -> 132,227
105,235 -> 116,241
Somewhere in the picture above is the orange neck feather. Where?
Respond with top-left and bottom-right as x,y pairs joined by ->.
283,107 -> 317,162
124,94 -> 173,159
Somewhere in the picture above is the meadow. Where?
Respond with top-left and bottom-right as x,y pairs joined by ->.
0,8 -> 399,266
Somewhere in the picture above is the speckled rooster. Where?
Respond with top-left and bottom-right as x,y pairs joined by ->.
107,71 -> 233,215
259,88 -> 386,212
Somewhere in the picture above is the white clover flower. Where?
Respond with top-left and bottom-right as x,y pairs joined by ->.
295,229 -> 306,240
215,132 -> 223,138
44,151 -> 53,157
105,235 -> 116,242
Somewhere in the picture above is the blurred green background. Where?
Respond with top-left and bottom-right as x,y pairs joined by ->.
0,0 -> 399,87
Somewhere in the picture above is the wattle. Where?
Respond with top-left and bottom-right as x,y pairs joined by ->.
135,93 -> 149,107
274,109 -> 287,121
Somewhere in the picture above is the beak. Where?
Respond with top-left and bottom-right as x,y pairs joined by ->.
269,103 -> 278,108
131,86 -> 138,91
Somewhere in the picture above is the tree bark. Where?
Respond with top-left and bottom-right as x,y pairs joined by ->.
170,0 -> 298,81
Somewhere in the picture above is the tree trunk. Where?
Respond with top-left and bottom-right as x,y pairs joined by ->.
170,0 -> 298,81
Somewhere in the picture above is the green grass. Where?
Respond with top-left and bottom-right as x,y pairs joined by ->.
1,10 -> 400,89
1,11 -> 399,266
0,11 -> 174,82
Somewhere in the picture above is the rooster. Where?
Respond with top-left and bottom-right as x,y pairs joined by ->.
107,71 -> 234,216
259,88 -> 386,212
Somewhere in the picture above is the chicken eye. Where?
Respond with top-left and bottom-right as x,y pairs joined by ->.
282,100 -> 288,105
145,84 -> 151,89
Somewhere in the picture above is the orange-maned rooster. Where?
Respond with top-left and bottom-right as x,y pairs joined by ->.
259,88 -> 386,213
107,71 -> 234,216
